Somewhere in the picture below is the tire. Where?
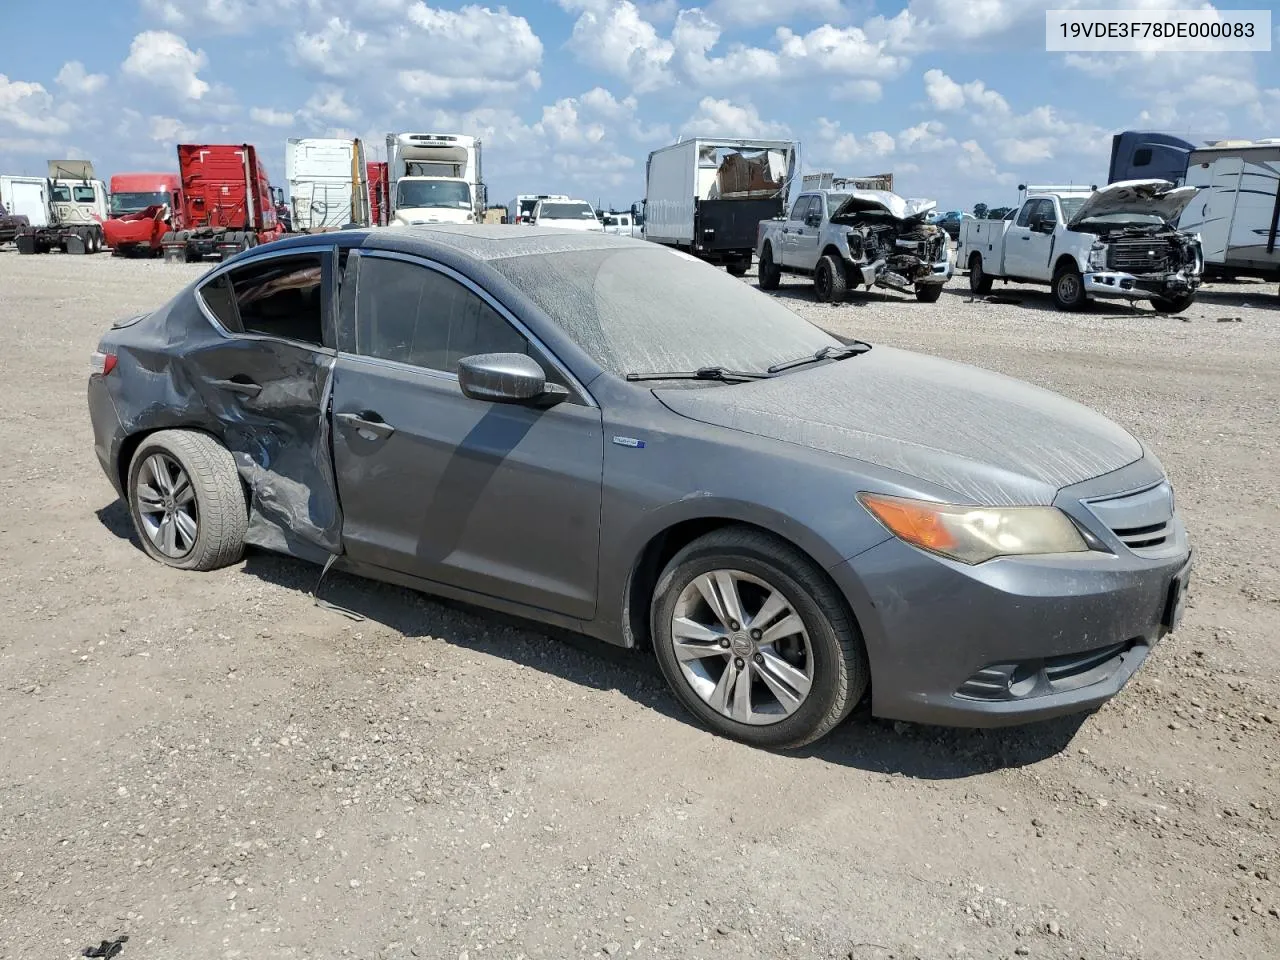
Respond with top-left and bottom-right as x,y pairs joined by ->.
814,254 -> 848,303
650,526 -> 869,750
1051,263 -> 1087,311
1150,292 -> 1195,314
758,245 -> 781,291
89,228 -> 102,253
725,258 -> 749,277
915,283 -> 943,303
126,429 -> 248,571
968,253 -> 993,294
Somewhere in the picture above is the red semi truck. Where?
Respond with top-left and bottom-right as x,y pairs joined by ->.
162,143 -> 285,262
367,161 -> 389,226
103,172 -> 183,257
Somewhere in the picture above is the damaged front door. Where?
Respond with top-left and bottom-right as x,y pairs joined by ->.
184,245 -> 343,561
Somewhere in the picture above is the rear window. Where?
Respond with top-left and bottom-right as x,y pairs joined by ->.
198,253 -> 325,346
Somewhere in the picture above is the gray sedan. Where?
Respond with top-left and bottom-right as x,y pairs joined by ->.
87,226 -> 1192,749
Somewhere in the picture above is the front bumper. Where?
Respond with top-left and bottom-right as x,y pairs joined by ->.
1084,270 -> 1201,301
832,471 -> 1191,727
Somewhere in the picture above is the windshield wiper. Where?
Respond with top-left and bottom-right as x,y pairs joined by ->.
625,365 -> 771,383
767,342 -> 871,374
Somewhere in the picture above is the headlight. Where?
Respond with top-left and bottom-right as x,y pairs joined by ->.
858,493 -> 1089,564
1087,242 -> 1106,270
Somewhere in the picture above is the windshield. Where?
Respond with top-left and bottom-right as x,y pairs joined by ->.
110,191 -> 167,215
396,180 -> 472,210
487,246 -> 839,377
50,185 -> 72,203
538,202 -> 595,220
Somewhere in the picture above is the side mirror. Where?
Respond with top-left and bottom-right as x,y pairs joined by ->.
457,353 -> 568,407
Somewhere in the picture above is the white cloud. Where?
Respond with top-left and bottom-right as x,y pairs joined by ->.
922,68 -> 1007,114
0,75 -> 69,135
897,120 -> 955,152
55,62 -> 108,95
148,115 -> 198,142
563,0 -> 675,93
250,106 -> 296,127
680,97 -> 790,139
122,31 -> 211,101
303,87 -> 359,125
140,0 -> 303,33
774,23 -> 905,77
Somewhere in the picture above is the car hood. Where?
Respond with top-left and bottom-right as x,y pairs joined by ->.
1067,179 -> 1200,228
830,190 -> 936,224
654,346 -> 1143,506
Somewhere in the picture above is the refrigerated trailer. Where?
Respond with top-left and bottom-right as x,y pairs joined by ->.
642,137 -> 798,274
286,137 -> 371,231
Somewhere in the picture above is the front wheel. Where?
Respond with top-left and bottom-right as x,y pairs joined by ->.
1150,292 -> 1195,314
758,246 -> 781,290
651,527 -> 868,750
1051,264 -> 1087,311
915,283 -> 943,303
814,254 -> 848,303
127,429 -> 248,571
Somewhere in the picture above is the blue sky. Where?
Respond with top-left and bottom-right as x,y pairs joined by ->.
1,0 -> 1276,210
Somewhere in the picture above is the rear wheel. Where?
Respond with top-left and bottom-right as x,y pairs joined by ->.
1150,292 -> 1195,314
758,245 -> 781,290
127,430 -> 248,571
968,253 -> 993,294
651,526 -> 868,749
1051,263 -> 1087,311
814,254 -> 848,303
915,283 -> 943,303
725,258 -> 749,277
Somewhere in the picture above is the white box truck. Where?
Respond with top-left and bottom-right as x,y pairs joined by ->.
285,137 -> 371,232
1176,139 -> 1280,290
385,132 -> 483,226
642,137 -> 797,275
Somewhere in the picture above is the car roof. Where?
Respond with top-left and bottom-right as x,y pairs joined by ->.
262,224 -> 646,263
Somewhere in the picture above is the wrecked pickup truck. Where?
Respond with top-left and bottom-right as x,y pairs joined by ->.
958,179 -> 1203,312
756,188 -> 952,302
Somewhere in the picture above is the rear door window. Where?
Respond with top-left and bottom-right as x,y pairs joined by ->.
198,253 -> 327,346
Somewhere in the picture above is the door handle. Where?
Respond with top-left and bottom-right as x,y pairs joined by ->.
336,411 -> 395,439
212,377 -> 262,397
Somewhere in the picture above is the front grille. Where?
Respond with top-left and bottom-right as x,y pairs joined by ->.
1106,237 -> 1173,274
956,641 -> 1136,701
1084,481 -> 1175,557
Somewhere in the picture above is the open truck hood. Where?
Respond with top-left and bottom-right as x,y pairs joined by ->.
830,190 -> 936,223
1067,179 -> 1200,228
654,345 -> 1142,507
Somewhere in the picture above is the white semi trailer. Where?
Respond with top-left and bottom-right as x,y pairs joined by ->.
285,137 -> 371,231
385,132 -> 484,226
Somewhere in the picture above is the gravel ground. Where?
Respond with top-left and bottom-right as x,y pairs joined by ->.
0,248 -> 1277,960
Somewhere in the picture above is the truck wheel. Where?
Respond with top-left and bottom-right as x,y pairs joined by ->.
968,253 -> 993,294
758,246 -> 781,291
1150,293 -> 1195,314
915,283 -> 943,303
814,255 -> 848,303
1051,264 -> 1087,311
726,258 -> 749,277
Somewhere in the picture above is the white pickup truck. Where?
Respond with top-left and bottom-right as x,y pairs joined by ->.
755,188 -> 952,302
957,180 -> 1204,312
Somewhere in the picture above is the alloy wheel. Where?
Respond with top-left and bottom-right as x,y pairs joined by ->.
669,569 -> 813,725
134,453 -> 198,558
